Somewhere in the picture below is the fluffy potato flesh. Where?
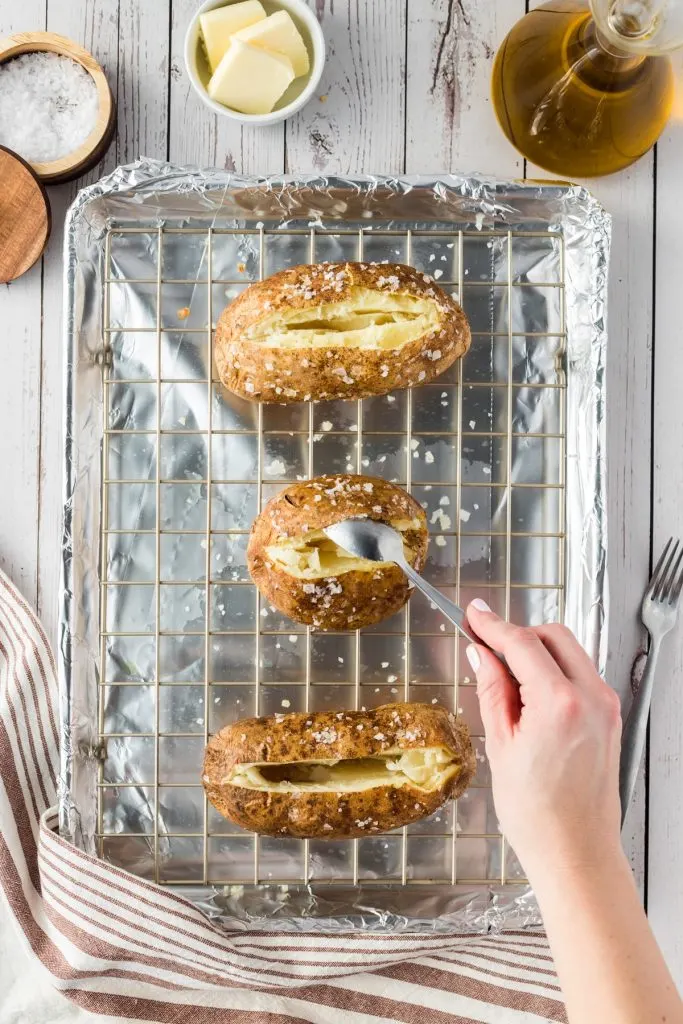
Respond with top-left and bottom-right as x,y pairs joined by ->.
227,746 -> 459,794
265,519 -> 420,579
246,287 -> 441,350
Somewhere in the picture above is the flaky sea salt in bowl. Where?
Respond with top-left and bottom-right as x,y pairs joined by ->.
0,32 -> 115,184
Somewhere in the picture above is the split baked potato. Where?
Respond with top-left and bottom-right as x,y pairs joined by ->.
247,473 -> 429,631
203,702 -> 475,838
215,261 -> 470,403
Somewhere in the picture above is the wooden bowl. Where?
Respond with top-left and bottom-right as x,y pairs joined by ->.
0,31 -> 116,184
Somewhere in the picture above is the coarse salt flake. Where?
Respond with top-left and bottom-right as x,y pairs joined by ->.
0,53 -> 99,164
312,728 -> 337,743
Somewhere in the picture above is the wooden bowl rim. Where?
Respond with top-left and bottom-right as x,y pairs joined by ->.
0,31 -> 113,178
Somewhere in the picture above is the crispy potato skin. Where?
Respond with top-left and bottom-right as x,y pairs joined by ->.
214,262 -> 471,403
247,474 -> 429,630
203,702 -> 476,838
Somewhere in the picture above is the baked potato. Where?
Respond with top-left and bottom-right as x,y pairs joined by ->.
214,261 -> 470,403
203,702 -> 475,838
247,474 -> 429,631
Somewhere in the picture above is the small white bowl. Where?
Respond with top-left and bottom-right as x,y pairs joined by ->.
184,0 -> 325,126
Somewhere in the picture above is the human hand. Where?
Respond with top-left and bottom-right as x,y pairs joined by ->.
465,600 -> 623,883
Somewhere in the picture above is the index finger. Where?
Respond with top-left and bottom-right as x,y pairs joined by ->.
466,601 -> 568,705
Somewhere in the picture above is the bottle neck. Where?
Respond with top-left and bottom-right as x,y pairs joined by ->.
590,0 -> 672,53
567,14 -> 647,83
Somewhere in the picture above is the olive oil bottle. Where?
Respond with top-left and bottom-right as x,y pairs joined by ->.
491,0 -> 674,177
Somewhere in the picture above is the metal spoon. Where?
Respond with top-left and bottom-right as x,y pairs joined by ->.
323,518 -> 481,645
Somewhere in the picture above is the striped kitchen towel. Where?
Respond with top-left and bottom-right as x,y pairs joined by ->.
0,569 -> 567,1023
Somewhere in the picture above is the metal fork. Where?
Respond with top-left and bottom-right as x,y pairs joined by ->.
619,537 -> 683,826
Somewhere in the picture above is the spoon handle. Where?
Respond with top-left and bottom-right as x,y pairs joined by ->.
400,560 -> 510,672
399,560 -> 479,644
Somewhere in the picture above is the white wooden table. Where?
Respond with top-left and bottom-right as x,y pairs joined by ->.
1,0 -> 681,999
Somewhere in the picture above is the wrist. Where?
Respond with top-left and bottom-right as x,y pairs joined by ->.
518,834 -> 629,894
524,838 -> 632,901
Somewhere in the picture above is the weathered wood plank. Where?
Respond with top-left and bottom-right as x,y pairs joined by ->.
405,0 -> 523,173
37,0 -> 168,646
587,162 -> 655,898
0,0 -> 47,607
0,270 -> 43,604
286,0 -> 405,174
648,106 -> 683,989
116,0 -> 171,165
169,0 -> 284,172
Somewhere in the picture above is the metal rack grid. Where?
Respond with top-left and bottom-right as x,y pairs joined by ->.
98,222 -> 566,890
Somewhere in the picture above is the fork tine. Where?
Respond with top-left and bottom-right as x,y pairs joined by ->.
651,538 -> 676,600
668,546 -> 683,605
649,537 -> 673,597
655,539 -> 681,601
662,543 -> 683,601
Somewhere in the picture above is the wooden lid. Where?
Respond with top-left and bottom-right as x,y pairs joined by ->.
0,146 -> 51,282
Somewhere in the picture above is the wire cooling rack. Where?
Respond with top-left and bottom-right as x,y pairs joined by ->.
98,223 -> 566,890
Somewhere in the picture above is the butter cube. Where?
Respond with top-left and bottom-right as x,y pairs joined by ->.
208,39 -> 295,115
200,0 -> 267,72
234,10 -> 310,77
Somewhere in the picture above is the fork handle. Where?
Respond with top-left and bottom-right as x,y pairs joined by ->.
619,636 -> 662,827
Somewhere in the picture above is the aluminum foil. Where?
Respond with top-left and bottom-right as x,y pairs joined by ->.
59,159 -> 610,934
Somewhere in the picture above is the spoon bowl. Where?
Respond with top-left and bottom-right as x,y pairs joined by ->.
323,518 -> 480,646
323,519 -> 405,565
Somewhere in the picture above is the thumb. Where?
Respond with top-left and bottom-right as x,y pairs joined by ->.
467,644 -> 519,745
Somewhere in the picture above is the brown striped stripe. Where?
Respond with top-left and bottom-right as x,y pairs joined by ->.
0,834 -> 184,991
65,990 -> 313,1024
282,982 -> 485,1024
0,713 -> 42,888
0,574 -> 57,677
0,630 -> 53,808
0,588 -> 59,761
460,940 -> 554,964
434,947 -> 560,981
379,960 -> 568,1022
41,879 -> 264,990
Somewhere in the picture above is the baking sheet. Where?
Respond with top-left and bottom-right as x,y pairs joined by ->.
59,160 -> 610,933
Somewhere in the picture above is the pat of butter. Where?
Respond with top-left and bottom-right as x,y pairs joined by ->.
234,10 -> 310,78
200,0 -> 267,72
208,39 -> 295,115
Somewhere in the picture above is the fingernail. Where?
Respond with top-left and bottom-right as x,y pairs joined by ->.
466,645 -> 481,672
471,598 -> 491,613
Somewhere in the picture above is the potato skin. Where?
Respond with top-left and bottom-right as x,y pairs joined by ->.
247,474 -> 429,631
203,702 -> 476,838
214,261 -> 471,403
